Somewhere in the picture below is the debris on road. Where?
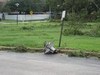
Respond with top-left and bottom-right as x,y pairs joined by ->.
44,42 -> 57,54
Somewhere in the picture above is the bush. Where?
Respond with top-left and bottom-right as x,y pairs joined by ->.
63,21 -> 85,36
85,25 -> 100,37
87,30 -> 100,37
21,26 -> 34,30
63,28 -> 84,35
0,18 -> 1,21
14,45 -> 28,52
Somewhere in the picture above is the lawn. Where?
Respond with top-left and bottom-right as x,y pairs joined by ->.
0,21 -> 100,52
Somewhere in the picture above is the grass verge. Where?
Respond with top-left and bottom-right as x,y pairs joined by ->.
0,21 -> 100,53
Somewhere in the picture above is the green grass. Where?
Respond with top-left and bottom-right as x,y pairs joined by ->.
0,21 -> 100,52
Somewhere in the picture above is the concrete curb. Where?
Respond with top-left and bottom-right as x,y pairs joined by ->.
0,46 -> 100,58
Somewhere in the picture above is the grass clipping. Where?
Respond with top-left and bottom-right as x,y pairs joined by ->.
67,51 -> 100,59
14,45 -> 28,52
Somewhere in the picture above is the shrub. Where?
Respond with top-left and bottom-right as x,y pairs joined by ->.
0,18 -> 1,21
85,25 -> 100,37
21,26 -> 34,30
63,21 -> 85,36
63,28 -> 84,35
88,30 -> 100,37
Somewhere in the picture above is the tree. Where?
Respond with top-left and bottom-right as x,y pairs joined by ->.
1,0 -> 100,20
3,0 -> 47,13
63,0 -> 88,13
46,0 -> 64,19
95,0 -> 100,7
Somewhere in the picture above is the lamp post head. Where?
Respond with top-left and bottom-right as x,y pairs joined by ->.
15,3 -> 19,7
57,5 -> 60,7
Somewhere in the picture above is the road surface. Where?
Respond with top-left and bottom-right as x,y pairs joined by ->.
0,51 -> 100,75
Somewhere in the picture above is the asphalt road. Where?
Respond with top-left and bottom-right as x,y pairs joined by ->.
0,51 -> 100,75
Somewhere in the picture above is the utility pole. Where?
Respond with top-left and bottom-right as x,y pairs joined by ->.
15,3 -> 19,25
49,5 -> 51,20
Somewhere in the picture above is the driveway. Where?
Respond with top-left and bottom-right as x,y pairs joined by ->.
0,51 -> 100,75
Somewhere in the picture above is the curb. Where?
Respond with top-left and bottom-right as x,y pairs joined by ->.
0,46 -> 100,58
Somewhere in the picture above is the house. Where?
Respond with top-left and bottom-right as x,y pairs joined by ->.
0,0 -> 9,3
0,0 -> 9,6
0,0 -> 9,19
0,0 -> 50,21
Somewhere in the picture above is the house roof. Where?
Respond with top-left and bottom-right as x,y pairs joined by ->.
0,0 -> 9,3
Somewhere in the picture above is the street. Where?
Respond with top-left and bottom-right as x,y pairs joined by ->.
0,51 -> 100,75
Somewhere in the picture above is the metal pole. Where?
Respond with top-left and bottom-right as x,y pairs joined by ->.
17,11 -> 18,25
49,5 -> 51,20
15,3 -> 19,25
59,20 -> 64,47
